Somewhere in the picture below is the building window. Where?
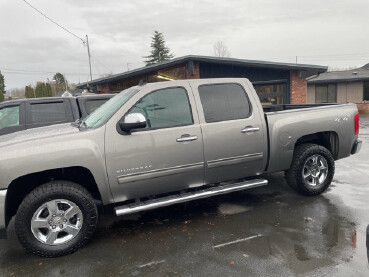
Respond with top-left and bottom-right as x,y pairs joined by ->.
254,83 -> 286,105
315,84 -> 337,103
364,82 -> 369,101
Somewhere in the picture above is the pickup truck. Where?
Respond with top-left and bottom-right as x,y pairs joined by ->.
0,94 -> 114,136
0,78 -> 362,257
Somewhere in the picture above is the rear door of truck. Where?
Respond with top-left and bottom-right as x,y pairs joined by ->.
189,78 -> 268,184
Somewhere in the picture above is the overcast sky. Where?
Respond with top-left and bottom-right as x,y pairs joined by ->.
1,0 -> 369,90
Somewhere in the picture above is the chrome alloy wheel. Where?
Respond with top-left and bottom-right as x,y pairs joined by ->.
302,154 -> 328,187
31,199 -> 83,246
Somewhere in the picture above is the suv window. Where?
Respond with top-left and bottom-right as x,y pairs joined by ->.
198,83 -> 251,123
129,87 -> 193,129
0,105 -> 20,129
85,99 -> 108,115
30,102 -> 67,124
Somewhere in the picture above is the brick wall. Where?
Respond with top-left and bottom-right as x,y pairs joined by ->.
97,83 -> 110,94
290,70 -> 307,104
186,62 -> 200,79
356,102 -> 369,113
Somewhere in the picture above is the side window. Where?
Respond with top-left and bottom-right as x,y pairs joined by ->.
85,99 -> 108,115
198,83 -> 251,123
129,87 -> 193,129
30,102 -> 67,124
0,105 -> 20,129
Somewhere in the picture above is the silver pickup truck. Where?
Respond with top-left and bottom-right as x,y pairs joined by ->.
0,78 -> 362,257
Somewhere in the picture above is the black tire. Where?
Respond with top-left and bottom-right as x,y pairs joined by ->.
285,143 -> 335,196
15,181 -> 98,258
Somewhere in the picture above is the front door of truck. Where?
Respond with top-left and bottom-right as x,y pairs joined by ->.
190,80 -> 267,184
105,83 -> 204,203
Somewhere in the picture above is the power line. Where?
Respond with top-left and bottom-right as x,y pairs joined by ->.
21,0 -> 85,43
1,68 -> 108,76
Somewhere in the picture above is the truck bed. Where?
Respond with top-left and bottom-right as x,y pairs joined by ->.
263,103 -> 358,174
262,103 -> 338,113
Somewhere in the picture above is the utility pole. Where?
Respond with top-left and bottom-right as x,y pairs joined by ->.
85,35 -> 93,82
296,56 -> 298,64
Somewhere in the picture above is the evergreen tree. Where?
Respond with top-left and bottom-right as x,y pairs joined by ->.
35,82 -> 47,98
45,83 -> 52,97
52,73 -> 66,92
25,85 -> 35,98
144,31 -> 174,66
0,71 -> 5,102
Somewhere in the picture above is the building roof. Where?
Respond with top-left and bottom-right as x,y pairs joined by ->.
307,66 -> 369,84
77,55 -> 328,88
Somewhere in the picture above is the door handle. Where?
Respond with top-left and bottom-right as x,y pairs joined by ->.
241,126 -> 260,133
176,134 -> 198,142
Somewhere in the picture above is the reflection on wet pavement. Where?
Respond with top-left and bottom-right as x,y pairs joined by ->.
0,115 -> 368,276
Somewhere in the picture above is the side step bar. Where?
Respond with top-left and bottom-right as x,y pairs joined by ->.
115,178 -> 268,216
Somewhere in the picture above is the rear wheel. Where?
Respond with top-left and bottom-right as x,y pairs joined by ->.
15,181 -> 98,257
285,143 -> 335,196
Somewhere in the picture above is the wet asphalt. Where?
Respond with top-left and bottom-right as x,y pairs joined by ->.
1,116 -> 369,277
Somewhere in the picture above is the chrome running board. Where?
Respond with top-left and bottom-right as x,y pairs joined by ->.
115,178 -> 268,216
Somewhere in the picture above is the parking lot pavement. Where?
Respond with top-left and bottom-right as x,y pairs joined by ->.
1,115 -> 369,277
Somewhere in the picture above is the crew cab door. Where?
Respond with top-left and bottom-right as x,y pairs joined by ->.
104,82 -> 204,203
190,79 -> 267,184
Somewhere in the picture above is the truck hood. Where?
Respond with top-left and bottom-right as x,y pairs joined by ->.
0,123 -> 80,148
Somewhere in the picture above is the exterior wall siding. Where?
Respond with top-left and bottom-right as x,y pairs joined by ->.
336,83 -> 347,103
290,70 -> 307,104
306,84 -> 315,104
346,81 -> 363,103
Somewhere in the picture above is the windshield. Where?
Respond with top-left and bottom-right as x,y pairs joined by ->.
81,87 -> 139,129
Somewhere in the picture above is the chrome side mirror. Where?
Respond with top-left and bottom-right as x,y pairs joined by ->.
119,113 -> 147,132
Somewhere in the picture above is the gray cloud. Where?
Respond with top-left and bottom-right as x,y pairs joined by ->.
1,0 -> 369,89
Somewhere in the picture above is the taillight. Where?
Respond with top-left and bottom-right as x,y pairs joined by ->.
354,112 -> 360,135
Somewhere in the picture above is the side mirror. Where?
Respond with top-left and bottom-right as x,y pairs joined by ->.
119,113 -> 147,132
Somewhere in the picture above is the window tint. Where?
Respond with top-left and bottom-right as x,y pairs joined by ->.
129,87 -> 193,129
31,102 -> 67,124
0,105 -> 20,129
316,84 -> 337,103
364,82 -> 369,101
198,83 -> 251,123
85,99 -> 108,115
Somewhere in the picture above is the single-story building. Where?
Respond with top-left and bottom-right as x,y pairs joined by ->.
77,55 -> 327,105
307,63 -> 369,112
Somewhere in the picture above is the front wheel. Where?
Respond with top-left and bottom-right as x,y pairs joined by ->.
285,143 -> 335,196
15,181 -> 98,257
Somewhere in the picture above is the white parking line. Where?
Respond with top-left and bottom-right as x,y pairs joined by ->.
213,234 -> 262,249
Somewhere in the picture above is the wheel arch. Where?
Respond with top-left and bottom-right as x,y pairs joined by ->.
294,131 -> 339,159
5,166 -> 102,227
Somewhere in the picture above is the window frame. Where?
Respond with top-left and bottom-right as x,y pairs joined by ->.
198,82 -> 253,123
315,84 -> 337,104
122,86 -> 195,133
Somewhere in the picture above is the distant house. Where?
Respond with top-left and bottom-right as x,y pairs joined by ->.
307,64 -> 369,112
77,55 -> 327,105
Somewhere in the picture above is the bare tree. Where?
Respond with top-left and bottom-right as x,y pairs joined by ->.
213,41 -> 231,58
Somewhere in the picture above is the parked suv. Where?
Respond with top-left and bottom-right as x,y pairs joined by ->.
0,94 -> 114,136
